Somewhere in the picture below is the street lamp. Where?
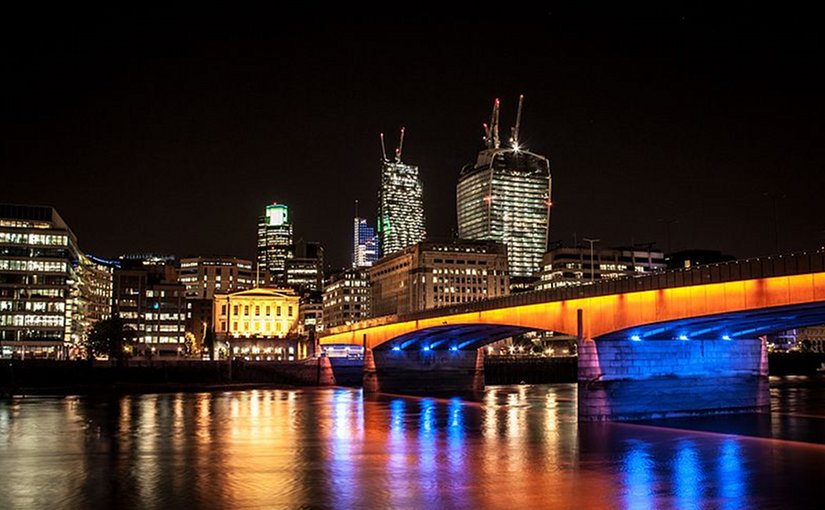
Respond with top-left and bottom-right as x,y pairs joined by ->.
583,238 -> 600,283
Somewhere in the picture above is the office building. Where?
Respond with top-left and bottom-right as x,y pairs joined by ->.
298,290 -> 323,336
377,128 -> 426,256
535,244 -> 667,290
369,239 -> 509,318
285,239 -> 324,293
257,203 -> 294,286
178,256 -> 254,299
457,96 -> 551,279
111,256 -> 187,358
353,216 -> 379,268
69,254 -> 114,356
322,268 -> 371,328
0,204 -> 111,359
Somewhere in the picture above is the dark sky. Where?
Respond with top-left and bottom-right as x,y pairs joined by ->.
2,6 -> 823,269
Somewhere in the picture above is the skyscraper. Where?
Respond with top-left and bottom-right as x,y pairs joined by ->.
257,203 -> 293,286
457,96 -> 552,279
377,128 -> 426,257
353,204 -> 379,268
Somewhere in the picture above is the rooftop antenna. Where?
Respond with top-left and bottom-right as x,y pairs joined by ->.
510,94 -> 524,149
354,199 -> 359,218
379,133 -> 388,161
395,126 -> 405,162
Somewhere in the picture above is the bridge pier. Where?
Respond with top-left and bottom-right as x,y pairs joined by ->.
363,348 -> 485,397
578,337 -> 770,421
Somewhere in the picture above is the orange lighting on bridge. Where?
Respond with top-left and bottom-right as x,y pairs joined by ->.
320,272 -> 825,350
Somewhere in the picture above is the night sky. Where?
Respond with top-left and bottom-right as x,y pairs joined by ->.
2,6 -> 823,270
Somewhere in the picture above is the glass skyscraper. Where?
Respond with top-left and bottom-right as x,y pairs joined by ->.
353,217 -> 378,268
456,97 -> 552,278
377,129 -> 425,257
257,203 -> 293,285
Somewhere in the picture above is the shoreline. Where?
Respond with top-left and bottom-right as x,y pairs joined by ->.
1,381 -> 311,399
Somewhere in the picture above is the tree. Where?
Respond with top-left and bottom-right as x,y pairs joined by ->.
84,316 -> 136,362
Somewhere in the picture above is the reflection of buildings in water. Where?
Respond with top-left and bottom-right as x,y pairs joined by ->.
0,385 -> 772,509
328,389 -> 365,509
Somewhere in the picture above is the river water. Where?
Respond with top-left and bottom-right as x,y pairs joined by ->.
2,378 -> 825,509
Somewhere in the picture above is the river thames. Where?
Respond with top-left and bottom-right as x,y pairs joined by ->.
2,378 -> 825,509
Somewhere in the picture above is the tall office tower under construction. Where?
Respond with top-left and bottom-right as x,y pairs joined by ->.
377,128 -> 426,257
456,96 -> 552,280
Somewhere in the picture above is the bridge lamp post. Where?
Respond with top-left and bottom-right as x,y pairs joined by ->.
583,238 -> 600,283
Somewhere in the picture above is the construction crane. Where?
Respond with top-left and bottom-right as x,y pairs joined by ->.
510,94 -> 524,150
395,126 -> 405,162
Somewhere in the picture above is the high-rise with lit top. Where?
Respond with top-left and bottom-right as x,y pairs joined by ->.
377,128 -> 426,257
257,203 -> 293,286
457,96 -> 552,279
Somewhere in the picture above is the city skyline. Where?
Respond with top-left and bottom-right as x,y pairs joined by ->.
2,8 -> 823,269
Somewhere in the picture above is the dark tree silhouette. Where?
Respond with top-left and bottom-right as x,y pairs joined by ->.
84,316 -> 136,362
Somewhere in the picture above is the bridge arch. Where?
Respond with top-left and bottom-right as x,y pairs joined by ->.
321,272 -> 825,350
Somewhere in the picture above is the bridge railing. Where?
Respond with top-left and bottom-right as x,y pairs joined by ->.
396,250 -> 825,323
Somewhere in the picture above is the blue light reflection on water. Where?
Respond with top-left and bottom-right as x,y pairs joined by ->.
623,440 -> 654,510
329,388 -> 360,509
718,439 -> 746,510
417,398 -> 438,494
447,397 -> 467,502
674,440 -> 702,510
387,398 -> 409,508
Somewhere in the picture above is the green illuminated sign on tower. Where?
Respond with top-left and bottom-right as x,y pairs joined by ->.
266,203 -> 289,227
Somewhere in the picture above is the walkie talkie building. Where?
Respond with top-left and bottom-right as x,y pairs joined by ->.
457,96 -> 552,279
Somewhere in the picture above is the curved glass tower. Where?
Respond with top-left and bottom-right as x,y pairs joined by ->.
456,97 -> 551,278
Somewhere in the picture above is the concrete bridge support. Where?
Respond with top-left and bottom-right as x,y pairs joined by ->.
363,348 -> 485,397
578,337 -> 770,421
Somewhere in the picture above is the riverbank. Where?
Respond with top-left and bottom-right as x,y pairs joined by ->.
1,358 -> 335,397
4,352 -> 824,398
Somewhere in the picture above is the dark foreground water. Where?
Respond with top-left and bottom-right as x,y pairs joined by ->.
2,378 -> 825,509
